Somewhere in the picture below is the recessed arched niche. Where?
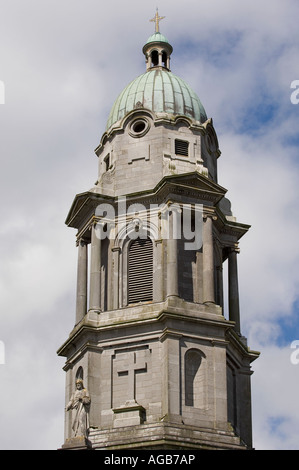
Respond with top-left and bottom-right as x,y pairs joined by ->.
184,348 -> 206,409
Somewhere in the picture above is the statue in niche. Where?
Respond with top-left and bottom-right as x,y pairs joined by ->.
66,378 -> 91,438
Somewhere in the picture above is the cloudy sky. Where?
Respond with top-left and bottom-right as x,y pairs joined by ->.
0,0 -> 299,450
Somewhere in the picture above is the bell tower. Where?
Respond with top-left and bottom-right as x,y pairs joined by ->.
58,13 -> 259,451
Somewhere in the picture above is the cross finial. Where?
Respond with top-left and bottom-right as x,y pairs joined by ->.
150,8 -> 165,33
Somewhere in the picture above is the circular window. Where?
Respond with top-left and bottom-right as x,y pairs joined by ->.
129,118 -> 150,138
132,120 -> 146,133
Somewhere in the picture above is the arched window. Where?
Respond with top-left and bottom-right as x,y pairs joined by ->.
128,237 -> 153,304
151,50 -> 159,67
162,50 -> 167,68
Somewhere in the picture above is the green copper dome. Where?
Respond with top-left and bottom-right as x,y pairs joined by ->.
145,31 -> 170,45
106,69 -> 207,130
106,18 -> 207,131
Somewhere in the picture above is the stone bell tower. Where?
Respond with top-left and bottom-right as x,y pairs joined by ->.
58,12 -> 259,450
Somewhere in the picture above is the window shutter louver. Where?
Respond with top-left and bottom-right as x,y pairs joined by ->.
128,238 -> 153,304
175,139 -> 189,156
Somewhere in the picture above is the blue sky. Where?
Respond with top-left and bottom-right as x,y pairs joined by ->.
0,0 -> 299,450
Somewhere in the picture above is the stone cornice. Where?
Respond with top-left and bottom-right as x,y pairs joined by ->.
65,172 -> 227,230
214,204 -> 251,243
57,299 -> 234,359
226,328 -> 260,364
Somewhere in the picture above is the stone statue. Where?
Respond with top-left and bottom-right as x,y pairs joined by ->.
66,378 -> 91,438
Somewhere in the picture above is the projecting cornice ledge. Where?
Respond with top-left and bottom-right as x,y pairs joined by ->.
65,171 -> 228,230
57,298 -> 235,359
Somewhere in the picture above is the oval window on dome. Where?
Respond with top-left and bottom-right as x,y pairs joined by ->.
129,118 -> 150,138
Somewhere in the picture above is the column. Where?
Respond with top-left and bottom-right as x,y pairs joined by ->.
216,265 -> 224,308
145,53 -> 150,71
166,208 -> 179,298
89,222 -> 102,311
112,247 -> 120,310
158,51 -> 163,67
228,248 -> 241,334
203,215 -> 215,303
76,239 -> 88,324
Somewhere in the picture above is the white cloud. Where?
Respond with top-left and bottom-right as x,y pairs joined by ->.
252,344 -> 299,450
218,131 -> 299,323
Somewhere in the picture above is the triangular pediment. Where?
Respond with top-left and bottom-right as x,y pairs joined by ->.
65,190 -> 114,229
65,172 -> 227,230
158,172 -> 227,196
142,171 -> 227,206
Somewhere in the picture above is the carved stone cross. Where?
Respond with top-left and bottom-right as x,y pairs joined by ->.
116,351 -> 147,404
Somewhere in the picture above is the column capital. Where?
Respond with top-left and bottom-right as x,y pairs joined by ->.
76,237 -> 88,247
228,245 -> 240,254
203,212 -> 217,221
166,201 -> 182,214
90,216 -> 105,227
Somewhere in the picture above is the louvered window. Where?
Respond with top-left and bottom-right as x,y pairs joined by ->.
128,238 -> 153,304
175,139 -> 189,156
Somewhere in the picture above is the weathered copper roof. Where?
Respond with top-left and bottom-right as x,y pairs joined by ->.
145,31 -> 170,46
106,68 -> 207,130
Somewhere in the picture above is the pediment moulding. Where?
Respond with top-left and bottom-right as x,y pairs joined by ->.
66,171 -> 228,230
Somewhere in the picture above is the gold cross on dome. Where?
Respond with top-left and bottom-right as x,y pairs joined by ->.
150,8 -> 165,33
